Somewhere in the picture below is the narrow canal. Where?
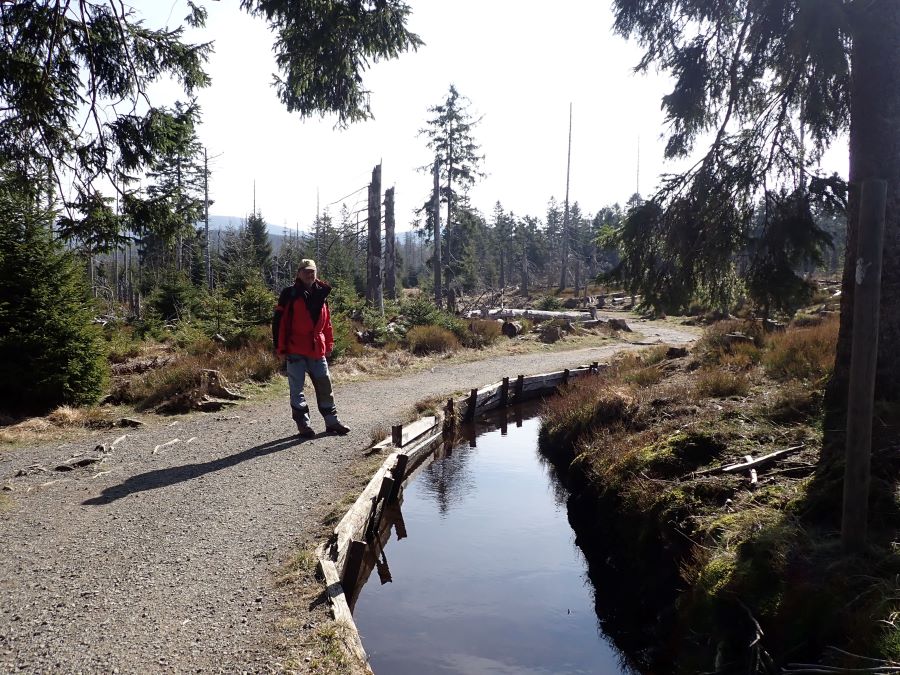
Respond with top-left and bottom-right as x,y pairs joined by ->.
351,406 -> 635,674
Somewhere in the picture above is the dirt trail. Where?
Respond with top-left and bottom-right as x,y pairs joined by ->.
0,318 -> 696,673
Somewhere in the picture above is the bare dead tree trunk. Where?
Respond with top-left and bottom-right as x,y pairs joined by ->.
384,186 -> 396,300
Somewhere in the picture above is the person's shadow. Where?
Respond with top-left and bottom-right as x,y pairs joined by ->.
82,434 -> 309,506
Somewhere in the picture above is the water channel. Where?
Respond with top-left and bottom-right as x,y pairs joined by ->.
351,405 -> 635,675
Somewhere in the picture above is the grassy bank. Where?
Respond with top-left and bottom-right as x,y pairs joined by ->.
539,315 -> 900,673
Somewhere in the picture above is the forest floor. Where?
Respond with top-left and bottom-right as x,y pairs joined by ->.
0,311 -> 698,674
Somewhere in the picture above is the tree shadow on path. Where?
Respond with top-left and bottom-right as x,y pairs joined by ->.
82,434 -> 309,506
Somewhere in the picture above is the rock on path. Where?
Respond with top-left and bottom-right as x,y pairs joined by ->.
0,319 -> 696,673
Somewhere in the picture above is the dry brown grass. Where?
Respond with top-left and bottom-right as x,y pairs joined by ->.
47,405 -> 114,428
406,325 -> 460,355
763,313 -> 839,382
113,344 -> 278,411
625,366 -> 665,387
694,368 -> 750,398
695,319 -> 766,365
466,319 -> 503,347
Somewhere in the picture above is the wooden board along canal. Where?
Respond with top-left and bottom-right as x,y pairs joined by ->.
351,411 -> 636,674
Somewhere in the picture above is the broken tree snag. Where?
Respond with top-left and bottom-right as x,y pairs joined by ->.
201,369 -> 246,400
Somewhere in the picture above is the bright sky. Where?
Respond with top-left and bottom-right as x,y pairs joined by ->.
138,0 -> 849,234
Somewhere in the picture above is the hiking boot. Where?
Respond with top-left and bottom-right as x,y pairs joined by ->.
325,421 -> 350,436
296,424 -> 316,439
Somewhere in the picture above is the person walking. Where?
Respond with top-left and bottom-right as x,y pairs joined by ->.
272,259 -> 350,438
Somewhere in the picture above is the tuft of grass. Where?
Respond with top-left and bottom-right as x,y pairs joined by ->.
695,319 -> 766,366
406,325 -> 459,355
625,366 -> 664,387
47,405 -> 113,428
302,622 -> 370,674
465,319 -> 503,348
763,314 -> 839,382
540,375 -> 639,455
761,382 -> 823,424
695,368 -> 750,398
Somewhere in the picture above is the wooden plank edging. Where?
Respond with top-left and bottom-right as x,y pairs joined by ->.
315,544 -> 372,673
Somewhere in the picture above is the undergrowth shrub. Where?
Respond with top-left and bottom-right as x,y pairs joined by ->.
763,314 -> 839,381
625,366 -> 664,387
537,295 -> 563,311
721,341 -> 762,370
406,325 -> 459,355
104,325 -> 145,364
465,319 -> 502,348
695,368 -> 750,398
540,375 -> 639,452
330,311 -> 360,360
126,358 -> 205,410
695,320 -> 765,366
222,347 -> 279,382
761,382 -> 824,424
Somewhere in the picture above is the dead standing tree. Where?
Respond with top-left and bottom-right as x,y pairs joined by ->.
384,186 -> 396,300
366,164 -> 383,311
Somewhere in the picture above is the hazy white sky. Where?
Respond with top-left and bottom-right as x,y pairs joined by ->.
138,0 -> 849,233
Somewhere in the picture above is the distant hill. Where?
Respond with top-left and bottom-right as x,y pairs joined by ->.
200,215 -> 299,253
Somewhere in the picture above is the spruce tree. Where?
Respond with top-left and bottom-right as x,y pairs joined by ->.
0,172 -> 106,413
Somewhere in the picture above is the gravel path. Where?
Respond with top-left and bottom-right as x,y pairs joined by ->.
0,318 -> 696,673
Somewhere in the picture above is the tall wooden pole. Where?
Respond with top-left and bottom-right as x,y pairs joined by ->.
559,103 -> 572,291
432,157 -> 442,308
842,179 -> 887,553
384,187 -> 396,300
366,163 -> 383,310
204,147 -> 212,290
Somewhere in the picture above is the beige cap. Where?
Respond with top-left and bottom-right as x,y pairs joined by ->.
297,258 -> 317,272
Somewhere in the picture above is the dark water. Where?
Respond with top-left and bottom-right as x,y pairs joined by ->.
352,408 -> 633,675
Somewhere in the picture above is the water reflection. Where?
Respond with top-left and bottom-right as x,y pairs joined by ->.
352,406 -> 635,675
418,438 -> 476,517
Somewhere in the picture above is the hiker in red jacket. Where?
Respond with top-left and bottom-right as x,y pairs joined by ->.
272,259 -> 350,438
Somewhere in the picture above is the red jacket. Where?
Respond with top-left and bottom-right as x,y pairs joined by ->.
272,280 -> 334,358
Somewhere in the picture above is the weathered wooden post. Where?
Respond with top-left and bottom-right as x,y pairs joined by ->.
499,376 -> 509,407
563,368 -> 570,385
366,164 -> 383,311
391,424 -> 403,448
384,187 -> 396,301
842,179 -> 887,553
342,539 -> 367,598
465,388 -> 478,422
387,454 -> 408,504
514,374 -> 524,402
432,157 -> 442,308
